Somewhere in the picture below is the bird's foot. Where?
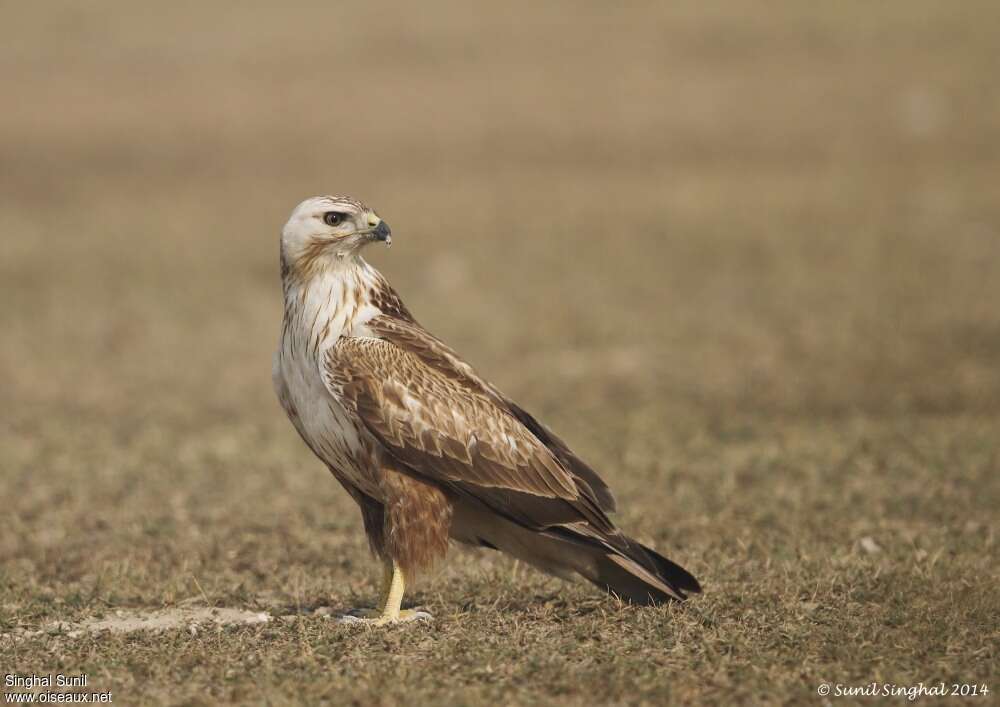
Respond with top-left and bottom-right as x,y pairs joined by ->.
336,608 -> 432,626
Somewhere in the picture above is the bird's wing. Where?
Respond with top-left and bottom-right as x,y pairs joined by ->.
363,315 -> 617,512
321,335 -> 615,533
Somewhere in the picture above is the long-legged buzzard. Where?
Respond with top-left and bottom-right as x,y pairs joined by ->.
273,195 -> 700,624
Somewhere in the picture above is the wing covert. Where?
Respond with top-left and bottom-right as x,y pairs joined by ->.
321,336 -> 614,532
365,315 -> 618,512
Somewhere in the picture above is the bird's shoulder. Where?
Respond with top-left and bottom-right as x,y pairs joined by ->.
363,269 -> 417,324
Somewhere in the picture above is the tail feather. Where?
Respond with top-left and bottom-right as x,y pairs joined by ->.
452,500 -> 700,606
544,526 -> 701,605
595,553 -> 683,604
635,541 -> 702,595
587,537 -> 700,605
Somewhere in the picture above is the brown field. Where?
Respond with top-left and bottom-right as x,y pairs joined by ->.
2,1 -> 999,704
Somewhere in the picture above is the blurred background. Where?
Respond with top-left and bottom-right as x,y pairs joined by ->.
3,0 -> 999,422
1,1 -> 998,702
2,1 -> 998,422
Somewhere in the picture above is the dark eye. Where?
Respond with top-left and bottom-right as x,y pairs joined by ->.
323,211 -> 344,227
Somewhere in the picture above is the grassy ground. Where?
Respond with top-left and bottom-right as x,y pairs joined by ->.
2,1 -> 999,704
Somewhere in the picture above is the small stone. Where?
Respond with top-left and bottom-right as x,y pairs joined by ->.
859,536 -> 882,555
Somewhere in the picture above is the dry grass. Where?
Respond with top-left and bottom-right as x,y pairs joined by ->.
2,1 -> 999,704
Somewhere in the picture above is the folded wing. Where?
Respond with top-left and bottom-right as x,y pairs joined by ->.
361,315 -> 617,512
322,335 -> 615,534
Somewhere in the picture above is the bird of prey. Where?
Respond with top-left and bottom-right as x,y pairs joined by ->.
273,195 -> 700,624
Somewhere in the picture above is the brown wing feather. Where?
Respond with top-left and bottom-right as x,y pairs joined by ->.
365,315 -> 617,512
323,336 -> 615,533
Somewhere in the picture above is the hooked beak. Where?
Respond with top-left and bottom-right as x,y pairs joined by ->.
368,220 -> 392,247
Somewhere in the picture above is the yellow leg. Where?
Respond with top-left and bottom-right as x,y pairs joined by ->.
376,559 -> 394,614
337,559 -> 432,625
377,559 -> 406,622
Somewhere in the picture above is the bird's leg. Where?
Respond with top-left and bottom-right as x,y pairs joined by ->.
376,558 -> 395,614
375,559 -> 432,624
337,559 -> 432,625
378,558 -> 404,620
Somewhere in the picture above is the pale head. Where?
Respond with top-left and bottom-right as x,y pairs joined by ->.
280,195 -> 391,276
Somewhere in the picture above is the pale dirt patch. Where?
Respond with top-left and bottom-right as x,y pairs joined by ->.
4,608 -> 271,641
1,605 -> 436,641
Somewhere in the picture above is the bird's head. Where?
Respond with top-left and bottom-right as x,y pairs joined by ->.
280,195 -> 391,276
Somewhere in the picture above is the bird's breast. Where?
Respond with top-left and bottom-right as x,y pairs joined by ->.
275,269 -> 387,500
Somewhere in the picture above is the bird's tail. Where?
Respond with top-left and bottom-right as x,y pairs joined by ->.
569,533 -> 699,604
452,501 -> 700,605
596,538 -> 701,604
542,526 -> 701,605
